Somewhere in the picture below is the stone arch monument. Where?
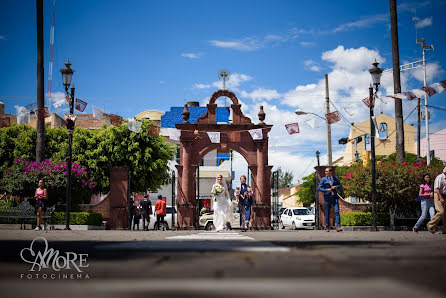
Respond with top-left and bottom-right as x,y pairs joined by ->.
175,89 -> 273,229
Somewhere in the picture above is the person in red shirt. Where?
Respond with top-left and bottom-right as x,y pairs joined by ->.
154,194 -> 167,224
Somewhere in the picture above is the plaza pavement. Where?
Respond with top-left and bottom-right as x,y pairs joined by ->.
0,229 -> 445,298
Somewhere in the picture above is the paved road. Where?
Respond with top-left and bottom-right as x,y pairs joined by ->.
1,229 -> 445,298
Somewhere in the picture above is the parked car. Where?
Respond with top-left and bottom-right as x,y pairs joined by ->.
280,207 -> 315,230
198,211 -> 241,231
147,205 -> 177,230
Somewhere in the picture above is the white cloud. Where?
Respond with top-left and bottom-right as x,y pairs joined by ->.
411,62 -> 443,83
304,59 -> 321,72
240,88 -> 281,101
194,83 -> 211,89
322,45 -> 384,72
334,13 -> 388,32
300,41 -> 315,47
181,52 -> 201,59
209,28 -> 300,51
415,17 -> 433,28
310,66 -> 321,72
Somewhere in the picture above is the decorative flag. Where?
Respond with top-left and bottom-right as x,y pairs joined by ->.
421,86 -> 437,97
430,83 -> 445,94
401,91 -> 416,101
248,128 -> 263,140
16,106 -> 30,125
165,128 -> 180,140
305,118 -> 320,128
147,124 -> 160,137
128,119 -> 142,133
65,95 -> 70,104
326,111 -> 341,124
371,115 -> 379,136
387,93 -> 406,100
343,106 -> 354,117
207,132 -> 221,143
411,89 -> 425,98
75,98 -> 87,112
441,80 -> 446,89
285,122 -> 300,134
53,99 -> 65,110
362,96 -> 372,108
92,106 -> 104,120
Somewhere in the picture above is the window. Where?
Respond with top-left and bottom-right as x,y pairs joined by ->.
378,123 -> 388,140
293,209 -> 310,216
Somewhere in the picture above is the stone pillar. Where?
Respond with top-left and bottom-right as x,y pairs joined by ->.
251,142 -> 270,229
177,141 -> 195,229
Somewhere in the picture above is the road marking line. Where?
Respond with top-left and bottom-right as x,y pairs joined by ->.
166,232 -> 254,240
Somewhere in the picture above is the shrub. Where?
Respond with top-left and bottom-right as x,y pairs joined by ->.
0,212 -> 102,225
341,212 -> 389,226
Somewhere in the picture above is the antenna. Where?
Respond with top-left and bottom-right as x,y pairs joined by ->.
218,69 -> 230,106
412,9 -> 419,44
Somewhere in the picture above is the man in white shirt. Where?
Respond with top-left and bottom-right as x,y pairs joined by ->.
427,167 -> 446,234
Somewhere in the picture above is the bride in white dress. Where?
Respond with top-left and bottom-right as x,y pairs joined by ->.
212,174 -> 233,232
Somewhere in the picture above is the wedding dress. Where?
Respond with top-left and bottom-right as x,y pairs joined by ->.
212,178 -> 233,232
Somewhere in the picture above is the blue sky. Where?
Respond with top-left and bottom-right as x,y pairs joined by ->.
1,0 -> 445,183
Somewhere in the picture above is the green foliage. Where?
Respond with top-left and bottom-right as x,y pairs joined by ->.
0,212 -> 102,225
296,172 -> 315,205
276,167 -> 294,189
342,158 -> 444,211
340,212 -> 389,226
0,120 -> 176,196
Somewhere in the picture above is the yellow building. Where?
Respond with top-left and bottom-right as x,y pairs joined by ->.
134,110 -> 164,126
278,186 -> 305,208
340,113 -> 415,165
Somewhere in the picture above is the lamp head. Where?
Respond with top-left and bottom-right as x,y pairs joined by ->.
60,59 -> 74,87
295,109 -> 308,116
369,59 -> 383,87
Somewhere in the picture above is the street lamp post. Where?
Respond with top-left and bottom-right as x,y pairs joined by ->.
60,59 -> 75,231
368,60 -> 383,232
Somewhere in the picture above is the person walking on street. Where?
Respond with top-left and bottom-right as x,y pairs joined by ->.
154,194 -> 167,225
133,208 -> 141,230
427,168 -> 446,234
413,174 -> 435,233
318,167 -> 342,232
140,194 -> 152,230
34,179 -> 48,231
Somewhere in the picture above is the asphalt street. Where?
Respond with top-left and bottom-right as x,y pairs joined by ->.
0,229 -> 445,298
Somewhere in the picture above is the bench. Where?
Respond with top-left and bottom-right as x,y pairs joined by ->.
389,208 -> 420,231
0,199 -> 55,230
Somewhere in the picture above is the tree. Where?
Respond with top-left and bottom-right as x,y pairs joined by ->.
1,121 -> 177,195
296,172 -> 315,205
277,167 -> 294,189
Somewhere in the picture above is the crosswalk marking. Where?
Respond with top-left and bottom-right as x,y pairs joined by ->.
166,232 -> 254,240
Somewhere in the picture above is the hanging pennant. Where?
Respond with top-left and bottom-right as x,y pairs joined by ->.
147,124 -> 160,137
92,106 -> 104,120
430,83 -> 445,94
441,80 -> 446,89
326,111 -> 340,124
402,91 -> 416,100
75,98 -> 87,112
343,106 -> 354,117
128,120 -> 142,133
167,128 -> 180,140
371,116 -> 379,136
285,123 -> 300,134
17,107 -> 30,125
53,99 -> 65,110
305,118 -> 320,128
421,86 -> 437,97
362,96 -> 372,108
411,89 -> 425,98
387,93 -> 406,100
65,95 -> 70,104
248,128 -> 263,140
207,132 -> 221,143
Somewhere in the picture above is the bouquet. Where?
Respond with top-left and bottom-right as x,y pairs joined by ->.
211,184 -> 225,196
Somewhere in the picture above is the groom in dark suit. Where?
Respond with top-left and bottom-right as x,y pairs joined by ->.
318,167 -> 342,232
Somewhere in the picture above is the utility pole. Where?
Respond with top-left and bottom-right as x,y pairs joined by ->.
314,150 -> 320,230
325,74 -> 332,166
417,97 -> 421,159
418,38 -> 434,165
36,0 -> 45,162
390,0 -> 405,162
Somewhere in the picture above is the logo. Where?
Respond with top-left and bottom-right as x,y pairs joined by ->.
19,237 -> 89,280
